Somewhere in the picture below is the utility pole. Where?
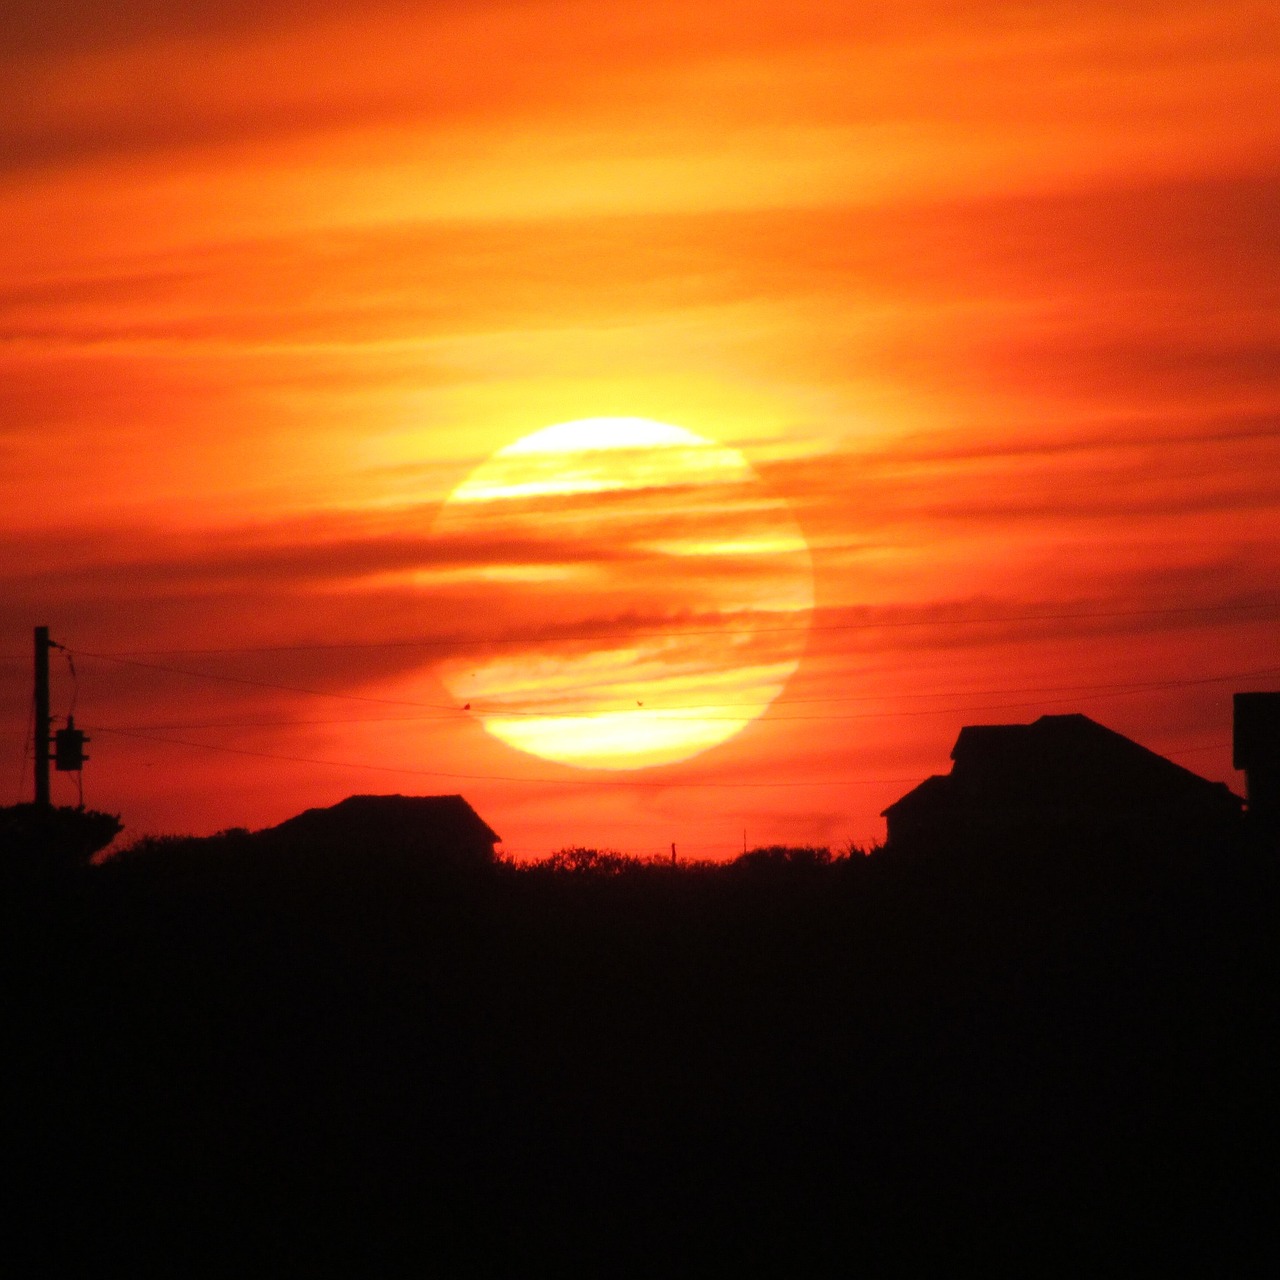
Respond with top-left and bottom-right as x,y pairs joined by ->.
34,625 -> 51,808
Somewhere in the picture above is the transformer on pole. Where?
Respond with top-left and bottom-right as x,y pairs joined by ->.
55,717 -> 89,773
33,626 -> 87,807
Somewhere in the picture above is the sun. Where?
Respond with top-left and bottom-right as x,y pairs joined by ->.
432,417 -> 813,769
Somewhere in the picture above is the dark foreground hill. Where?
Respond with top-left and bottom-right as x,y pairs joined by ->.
3,831 -> 1277,1273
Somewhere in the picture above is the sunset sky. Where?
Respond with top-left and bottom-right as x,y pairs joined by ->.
3,0 -> 1278,857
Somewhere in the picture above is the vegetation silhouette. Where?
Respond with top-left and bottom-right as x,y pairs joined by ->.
543,845 -> 639,875
0,802 -> 122,875
3,809 -> 1275,1274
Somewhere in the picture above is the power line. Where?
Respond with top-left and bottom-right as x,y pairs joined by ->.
14,690 -> 34,804
1164,741 -> 1233,757
62,649 -> 79,721
79,727 -> 1243,795
17,616 -> 1272,798
70,657 -> 1280,726
86,726 -> 918,789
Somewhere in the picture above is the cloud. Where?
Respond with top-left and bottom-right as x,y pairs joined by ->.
0,499 -> 808,660
0,0 -> 376,60
6,0 -> 1276,211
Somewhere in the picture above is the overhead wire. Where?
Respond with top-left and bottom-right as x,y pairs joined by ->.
73,659 -> 1280,729
63,649 -> 79,721
85,725 -> 919,789
18,606 -> 1270,797
15,690 -> 34,804
55,594 -> 1280,725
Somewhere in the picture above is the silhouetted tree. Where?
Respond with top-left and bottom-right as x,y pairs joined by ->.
732,843 -> 834,872
544,845 -> 633,875
0,803 -> 122,873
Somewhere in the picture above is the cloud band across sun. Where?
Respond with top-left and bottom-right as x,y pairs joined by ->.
431,418 -> 814,769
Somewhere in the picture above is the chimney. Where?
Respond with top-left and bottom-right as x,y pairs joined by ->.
1234,692 -> 1280,830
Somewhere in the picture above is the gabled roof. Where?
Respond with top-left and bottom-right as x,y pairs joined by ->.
262,793 -> 500,847
884,713 -> 1242,819
950,723 -> 1028,762
882,774 -> 951,817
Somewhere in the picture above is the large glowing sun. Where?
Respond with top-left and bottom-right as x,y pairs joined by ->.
432,417 -> 813,769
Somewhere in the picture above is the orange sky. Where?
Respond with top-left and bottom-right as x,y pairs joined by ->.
3,0 -> 1279,856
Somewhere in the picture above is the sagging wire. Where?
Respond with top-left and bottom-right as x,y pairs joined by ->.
63,648 -> 79,721
16,691 -> 34,804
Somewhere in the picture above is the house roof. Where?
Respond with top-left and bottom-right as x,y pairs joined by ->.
883,713 -> 1242,819
884,774 -> 951,815
261,793 -> 501,847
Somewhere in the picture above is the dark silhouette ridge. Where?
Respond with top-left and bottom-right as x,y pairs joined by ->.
882,712 -> 1244,855
6,812 -> 1274,1274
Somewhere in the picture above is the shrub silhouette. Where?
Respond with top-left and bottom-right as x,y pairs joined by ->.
732,843 -> 834,872
544,845 -> 633,874
0,803 -> 122,873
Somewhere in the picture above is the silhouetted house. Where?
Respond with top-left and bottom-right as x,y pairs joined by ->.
1234,692 -> 1280,831
258,794 -> 501,869
882,713 -> 1243,854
